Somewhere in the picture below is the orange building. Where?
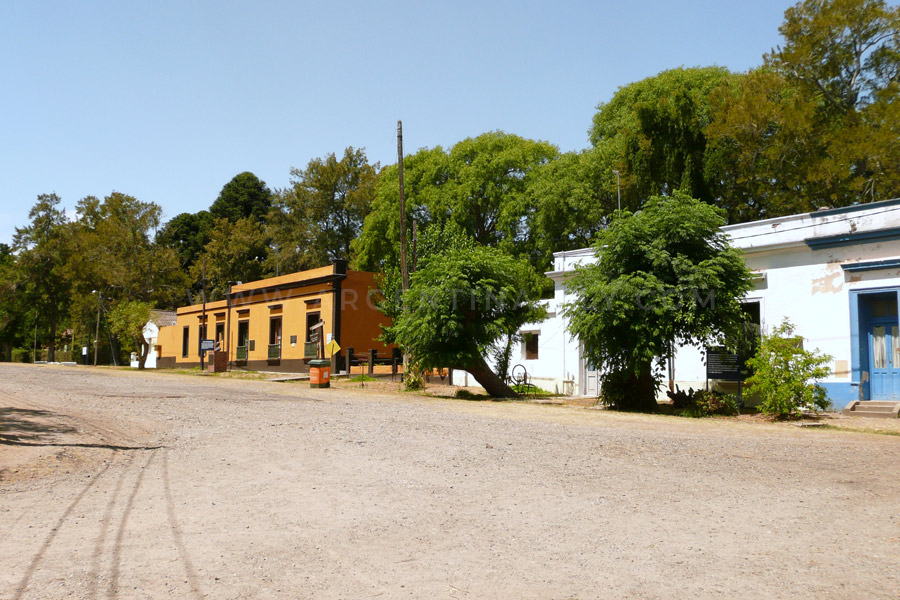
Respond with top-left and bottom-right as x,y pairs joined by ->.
156,260 -> 393,372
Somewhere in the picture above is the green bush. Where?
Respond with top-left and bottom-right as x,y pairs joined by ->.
11,348 -> 32,363
403,363 -> 424,391
349,374 -> 377,383
678,390 -> 739,418
745,319 -> 832,417
510,383 -> 554,397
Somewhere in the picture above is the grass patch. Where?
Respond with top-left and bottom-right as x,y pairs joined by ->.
157,368 -> 269,380
164,368 -> 204,376
510,383 -> 555,397
349,374 -> 377,383
817,424 -> 900,437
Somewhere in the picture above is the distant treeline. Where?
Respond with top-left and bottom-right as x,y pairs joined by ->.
1,0 -> 897,363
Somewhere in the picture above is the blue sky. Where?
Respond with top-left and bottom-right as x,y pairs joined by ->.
0,0 -> 795,244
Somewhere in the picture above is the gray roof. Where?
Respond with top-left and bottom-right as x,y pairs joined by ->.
149,309 -> 177,327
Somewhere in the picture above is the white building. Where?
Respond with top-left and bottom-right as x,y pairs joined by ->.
130,310 -> 177,369
454,199 -> 900,409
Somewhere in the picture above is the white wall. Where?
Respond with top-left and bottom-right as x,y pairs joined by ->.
483,200 -> 900,404
673,212 -> 900,406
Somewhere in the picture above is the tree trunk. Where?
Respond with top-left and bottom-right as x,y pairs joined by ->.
137,337 -> 149,370
464,353 -> 518,398
48,316 -> 57,362
618,365 -> 660,412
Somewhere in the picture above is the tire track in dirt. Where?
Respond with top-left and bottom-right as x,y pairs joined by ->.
107,449 -> 157,599
11,459 -> 114,600
162,449 -> 204,599
3,495 -> 42,533
85,451 -> 135,600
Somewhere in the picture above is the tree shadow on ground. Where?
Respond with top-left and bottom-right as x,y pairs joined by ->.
0,407 -> 77,445
0,407 -> 163,450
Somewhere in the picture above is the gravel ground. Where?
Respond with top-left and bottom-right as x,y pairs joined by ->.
1,363 -> 899,599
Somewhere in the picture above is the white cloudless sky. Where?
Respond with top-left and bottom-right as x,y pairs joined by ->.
0,0 -> 795,244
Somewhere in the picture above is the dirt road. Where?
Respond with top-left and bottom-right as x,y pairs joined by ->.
1,364 -> 899,599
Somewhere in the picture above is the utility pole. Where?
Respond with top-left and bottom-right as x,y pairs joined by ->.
93,290 -> 101,366
397,120 -> 410,383
398,120 -> 409,292
200,256 -> 207,372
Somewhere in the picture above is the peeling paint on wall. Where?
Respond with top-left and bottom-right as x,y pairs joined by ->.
811,263 -> 844,294
833,359 -> 849,378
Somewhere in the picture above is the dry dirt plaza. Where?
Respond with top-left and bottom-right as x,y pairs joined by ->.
1,364 -> 899,599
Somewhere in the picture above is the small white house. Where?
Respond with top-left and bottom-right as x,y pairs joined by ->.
130,310 -> 177,369
454,199 -> 900,409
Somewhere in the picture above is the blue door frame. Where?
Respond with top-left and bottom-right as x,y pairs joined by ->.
867,319 -> 900,399
850,287 -> 900,401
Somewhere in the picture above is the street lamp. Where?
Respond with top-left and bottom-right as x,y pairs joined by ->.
92,290 -> 101,366
612,169 -> 621,212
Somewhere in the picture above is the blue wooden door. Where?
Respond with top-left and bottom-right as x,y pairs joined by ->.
868,322 -> 900,400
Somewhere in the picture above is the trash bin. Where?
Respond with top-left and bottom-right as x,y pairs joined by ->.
213,351 -> 228,373
309,359 -> 331,388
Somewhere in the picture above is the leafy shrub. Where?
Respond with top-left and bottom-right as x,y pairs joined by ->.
667,385 -> 698,410
349,374 -> 377,383
510,383 -> 553,397
11,348 -> 32,363
403,362 -> 424,391
598,369 -> 629,409
669,386 -> 738,417
745,319 -> 831,417
598,368 -> 660,411
681,390 -> 739,417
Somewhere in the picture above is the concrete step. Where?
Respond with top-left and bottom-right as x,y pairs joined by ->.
848,409 -> 899,419
843,401 -> 900,418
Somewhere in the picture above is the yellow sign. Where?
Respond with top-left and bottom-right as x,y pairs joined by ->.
325,339 -> 341,356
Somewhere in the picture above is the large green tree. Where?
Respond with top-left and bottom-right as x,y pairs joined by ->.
210,172 -> 273,224
706,0 -> 900,219
108,300 -> 152,369
288,147 -> 377,262
71,193 -> 185,306
442,131 -> 559,255
352,146 -> 451,271
390,232 -> 546,398
766,0 -> 899,114
0,244 -> 25,360
767,0 -> 900,203
704,68 -> 825,220
156,210 -> 214,269
13,194 -> 73,361
265,187 -> 327,276
589,67 -> 736,210
564,192 -> 752,411
353,132 -> 557,272
68,193 -> 186,363
194,217 -> 270,300
527,147 -> 617,261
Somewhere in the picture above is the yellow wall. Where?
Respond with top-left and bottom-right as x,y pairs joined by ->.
340,270 -> 392,358
156,264 -> 394,371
